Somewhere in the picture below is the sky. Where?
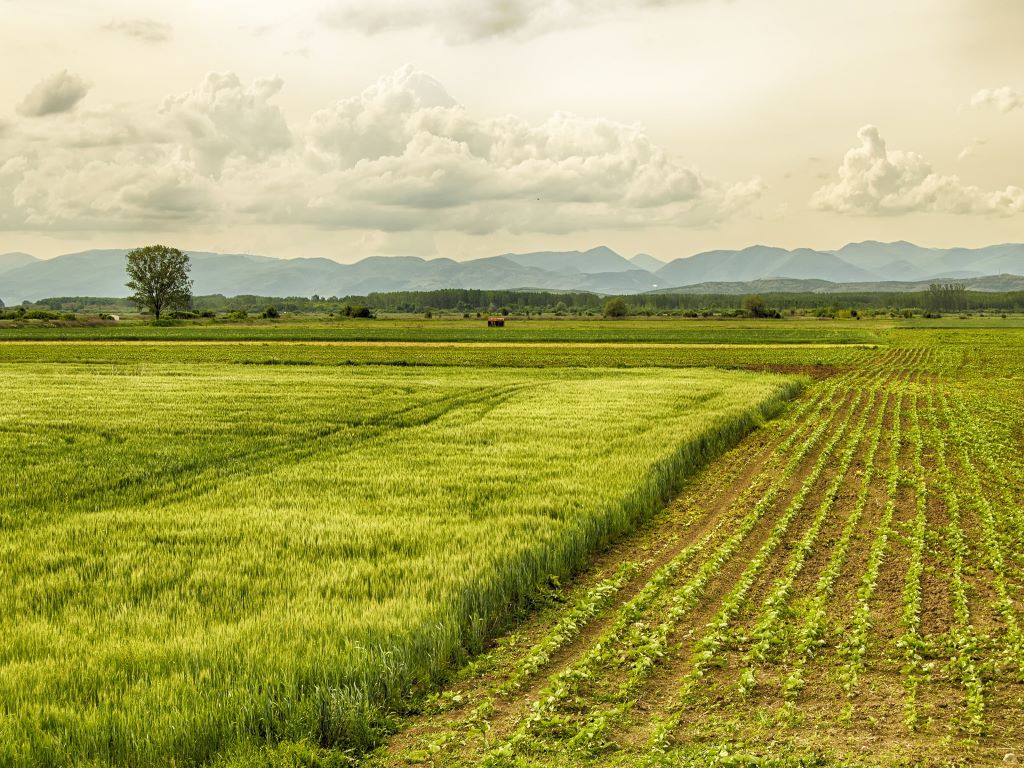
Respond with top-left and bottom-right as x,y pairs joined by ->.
1,0 -> 1023,262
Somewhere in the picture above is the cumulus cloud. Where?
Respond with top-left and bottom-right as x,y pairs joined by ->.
160,72 -> 292,176
321,0 -> 694,43
16,70 -> 91,117
969,86 -> 1024,114
294,65 -> 759,232
812,126 -> 1024,216
0,66 -> 759,234
11,148 -> 216,230
103,18 -> 173,43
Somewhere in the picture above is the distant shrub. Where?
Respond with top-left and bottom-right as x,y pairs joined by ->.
603,298 -> 628,318
261,306 -> 280,319
227,310 -> 249,320
338,305 -> 373,318
743,295 -> 771,318
200,311 -> 216,318
168,311 -> 198,319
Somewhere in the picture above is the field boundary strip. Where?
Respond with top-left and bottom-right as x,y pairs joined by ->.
0,340 -> 879,349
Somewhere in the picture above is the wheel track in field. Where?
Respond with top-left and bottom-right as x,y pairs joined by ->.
6,383 -> 533,530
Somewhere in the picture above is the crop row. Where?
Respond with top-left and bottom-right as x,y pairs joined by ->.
741,389 -> 892,699
924,389 -> 986,733
897,390 -> 929,729
649,385 -> 872,748
941,394 -> 1024,681
836,392 -> 904,700
484,374 -> 862,760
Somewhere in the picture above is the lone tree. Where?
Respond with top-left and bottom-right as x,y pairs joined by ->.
125,245 -> 193,319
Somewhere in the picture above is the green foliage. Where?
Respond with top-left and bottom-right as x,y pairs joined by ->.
262,306 -> 280,319
603,297 -> 628,318
338,305 -> 373,318
926,282 -> 968,312
125,244 -> 193,319
743,295 -> 768,317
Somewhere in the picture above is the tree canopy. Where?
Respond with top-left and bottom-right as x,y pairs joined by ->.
743,294 -> 769,317
125,245 -> 193,319
603,297 -> 628,318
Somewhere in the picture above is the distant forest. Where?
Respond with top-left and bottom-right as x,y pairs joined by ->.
22,283 -> 1024,317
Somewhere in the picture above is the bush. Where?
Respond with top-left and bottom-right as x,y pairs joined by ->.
337,305 -> 374,319
262,306 -> 280,319
227,310 -> 249,320
168,311 -> 198,319
743,294 -> 769,318
603,298 -> 628,318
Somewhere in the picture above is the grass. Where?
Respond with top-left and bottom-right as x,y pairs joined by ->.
0,362 -> 799,767
0,340 -> 873,371
0,316 -> 884,344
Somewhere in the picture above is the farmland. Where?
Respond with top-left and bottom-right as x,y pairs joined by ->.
0,355 -> 797,766
1,318 -> 1022,766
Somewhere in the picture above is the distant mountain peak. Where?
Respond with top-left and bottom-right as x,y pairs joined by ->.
629,253 -> 665,272
0,251 -> 41,277
2,242 -> 1022,304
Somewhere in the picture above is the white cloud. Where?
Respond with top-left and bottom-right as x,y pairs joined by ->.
160,72 -> 292,176
5,145 -> 215,231
812,125 -> 1024,216
969,86 -> 1024,114
103,18 -> 173,43
320,0 -> 695,43
0,66 -> 759,235
957,137 -> 986,162
16,70 -> 91,117
295,66 -> 759,232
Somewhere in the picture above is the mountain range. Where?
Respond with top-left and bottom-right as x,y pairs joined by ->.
2,241 -> 1023,304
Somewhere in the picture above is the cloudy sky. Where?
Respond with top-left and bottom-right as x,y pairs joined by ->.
2,0 -> 1023,262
